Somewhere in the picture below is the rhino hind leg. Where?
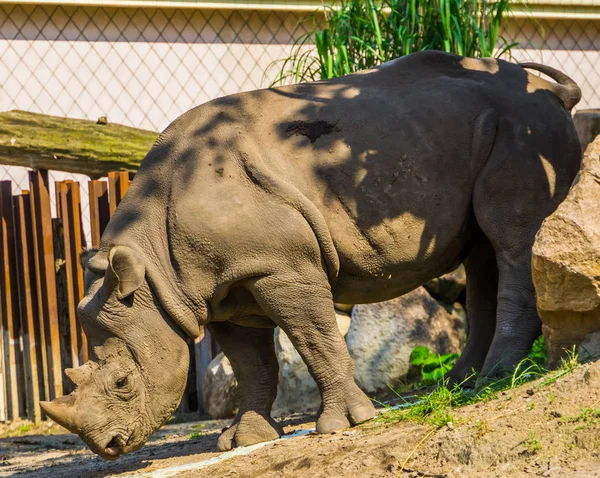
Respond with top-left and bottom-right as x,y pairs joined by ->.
208,322 -> 283,451
471,121 -> 580,378
447,232 -> 498,384
249,270 -> 377,434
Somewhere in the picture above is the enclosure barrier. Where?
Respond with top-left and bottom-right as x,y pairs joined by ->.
0,169 -> 215,423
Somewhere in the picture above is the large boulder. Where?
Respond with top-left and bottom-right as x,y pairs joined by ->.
532,135 -> 600,366
424,265 -> 467,304
204,352 -> 239,419
347,286 -> 466,396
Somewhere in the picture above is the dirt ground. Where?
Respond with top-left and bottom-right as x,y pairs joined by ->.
2,360 -> 600,478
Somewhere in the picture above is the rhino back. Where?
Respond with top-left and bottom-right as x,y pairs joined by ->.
108,51 -> 567,305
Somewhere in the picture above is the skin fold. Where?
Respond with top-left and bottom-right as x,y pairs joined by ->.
41,51 -> 582,459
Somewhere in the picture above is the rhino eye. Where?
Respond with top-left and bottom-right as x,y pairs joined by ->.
116,376 -> 128,388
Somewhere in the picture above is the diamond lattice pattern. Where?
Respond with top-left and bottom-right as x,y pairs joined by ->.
0,5 -> 309,132
0,6 -> 598,134
507,17 -> 600,111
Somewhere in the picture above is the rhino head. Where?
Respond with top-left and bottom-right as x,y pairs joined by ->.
40,245 -> 190,460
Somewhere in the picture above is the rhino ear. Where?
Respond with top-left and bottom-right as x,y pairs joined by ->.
108,246 -> 145,299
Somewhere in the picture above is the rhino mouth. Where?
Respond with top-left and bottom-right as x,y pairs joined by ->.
102,433 -> 129,459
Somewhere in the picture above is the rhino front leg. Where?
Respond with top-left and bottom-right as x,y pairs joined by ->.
249,270 -> 377,434
207,321 -> 283,450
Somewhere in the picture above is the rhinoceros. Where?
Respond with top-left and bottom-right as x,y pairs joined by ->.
41,51 -> 582,459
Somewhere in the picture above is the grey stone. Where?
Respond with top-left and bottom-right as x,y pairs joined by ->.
347,287 -> 465,396
204,352 -> 239,419
424,265 -> 467,303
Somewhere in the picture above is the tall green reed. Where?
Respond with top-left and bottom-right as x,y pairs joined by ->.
270,0 -> 518,85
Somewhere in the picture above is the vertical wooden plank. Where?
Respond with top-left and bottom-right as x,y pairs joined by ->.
57,181 -> 88,367
194,326 -> 214,417
108,171 -> 131,217
88,180 -> 109,249
56,181 -> 79,371
67,182 -> 88,364
0,181 -> 26,421
29,170 -> 63,400
13,192 -> 43,422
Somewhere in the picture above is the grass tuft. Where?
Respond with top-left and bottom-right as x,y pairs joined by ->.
378,343 -> 580,429
269,0 -> 524,86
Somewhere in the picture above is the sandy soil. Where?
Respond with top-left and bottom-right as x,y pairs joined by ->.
3,360 -> 600,477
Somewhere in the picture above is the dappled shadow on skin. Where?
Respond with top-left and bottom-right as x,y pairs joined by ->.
102,51 -> 580,299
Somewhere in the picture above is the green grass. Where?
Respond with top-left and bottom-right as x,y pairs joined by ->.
188,423 -> 207,440
0,110 -> 158,177
379,345 -> 579,428
561,408 -> 600,431
523,432 -> 542,454
270,0 -> 521,86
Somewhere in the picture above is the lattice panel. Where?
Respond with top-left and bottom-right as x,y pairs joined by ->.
0,5 -> 309,132
0,5 -> 598,135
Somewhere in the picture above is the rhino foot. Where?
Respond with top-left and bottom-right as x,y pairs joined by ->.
217,410 -> 284,451
316,384 -> 377,434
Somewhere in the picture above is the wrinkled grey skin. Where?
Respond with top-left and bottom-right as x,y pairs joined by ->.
41,51 -> 582,459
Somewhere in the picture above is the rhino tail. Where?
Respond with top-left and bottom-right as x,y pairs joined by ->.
519,62 -> 582,111
239,153 -> 340,286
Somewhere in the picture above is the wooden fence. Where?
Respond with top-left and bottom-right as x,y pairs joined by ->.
0,170 -> 215,423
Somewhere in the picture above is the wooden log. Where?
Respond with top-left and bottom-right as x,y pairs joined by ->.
108,171 -> 131,217
13,192 -> 43,422
0,181 -> 26,421
88,180 -> 109,249
29,170 -> 63,400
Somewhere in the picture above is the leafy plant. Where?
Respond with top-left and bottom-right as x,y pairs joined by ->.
270,0 -> 519,85
527,335 -> 548,368
410,346 -> 459,384
188,424 -> 206,440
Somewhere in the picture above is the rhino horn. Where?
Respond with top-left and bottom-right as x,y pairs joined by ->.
65,363 -> 94,387
40,394 -> 79,433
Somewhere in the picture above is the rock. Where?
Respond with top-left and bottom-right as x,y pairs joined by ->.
347,287 -> 466,396
532,135 -> 600,366
424,265 -> 466,303
272,310 -> 352,417
574,109 -> 600,152
204,352 -> 239,419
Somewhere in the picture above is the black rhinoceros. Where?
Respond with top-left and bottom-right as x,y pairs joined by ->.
41,51 -> 582,459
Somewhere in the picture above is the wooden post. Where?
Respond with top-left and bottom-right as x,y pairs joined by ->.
29,170 -> 63,400
0,181 -> 26,421
88,180 -> 109,249
108,172 -> 131,217
194,326 -> 214,417
573,109 -> 600,152
13,192 -> 43,422
56,181 -> 88,366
